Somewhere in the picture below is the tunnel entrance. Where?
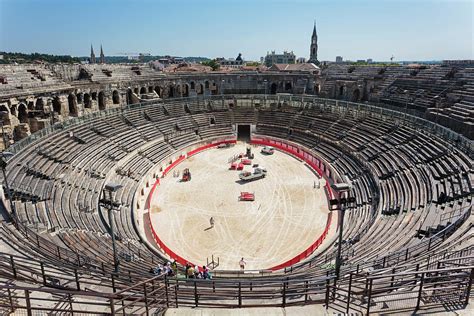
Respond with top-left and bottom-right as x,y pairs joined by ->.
237,124 -> 251,141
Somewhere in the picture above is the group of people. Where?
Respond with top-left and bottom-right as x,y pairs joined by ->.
185,262 -> 211,279
149,260 -> 212,279
150,260 -> 178,276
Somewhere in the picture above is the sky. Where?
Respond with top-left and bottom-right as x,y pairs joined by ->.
0,0 -> 472,62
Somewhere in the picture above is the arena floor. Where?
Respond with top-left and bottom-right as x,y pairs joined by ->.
149,142 -> 331,270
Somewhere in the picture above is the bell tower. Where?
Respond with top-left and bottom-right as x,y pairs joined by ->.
309,21 -> 319,64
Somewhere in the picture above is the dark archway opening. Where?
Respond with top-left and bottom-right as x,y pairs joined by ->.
154,86 -> 162,97
140,87 -> 147,95
285,82 -> 292,91
76,93 -> 84,104
98,91 -> 106,110
127,89 -> 133,104
169,86 -> 175,98
84,93 -> 91,108
68,94 -> 78,116
183,85 -> 190,97
351,89 -> 360,102
112,90 -> 120,104
18,104 -> 28,123
270,83 -> 278,94
237,124 -> 251,141
148,86 -> 154,93
35,98 -> 45,111
52,97 -> 61,114
10,105 -> 17,117
339,86 -> 344,97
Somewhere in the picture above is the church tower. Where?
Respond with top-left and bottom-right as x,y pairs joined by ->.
309,22 -> 319,64
90,45 -> 96,64
100,45 -> 105,64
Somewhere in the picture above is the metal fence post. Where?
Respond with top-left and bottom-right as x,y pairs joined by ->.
165,276 -> 169,307
75,269 -> 80,290
194,281 -> 198,307
40,262 -> 46,285
143,283 -> 149,315
465,268 -> 474,306
415,273 -> 425,311
24,290 -> 32,316
325,278 -> 330,309
347,273 -> 353,314
9,255 -> 16,278
238,282 -> 242,307
366,279 -> 373,316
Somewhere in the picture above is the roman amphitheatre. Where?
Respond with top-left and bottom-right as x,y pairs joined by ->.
0,60 -> 472,316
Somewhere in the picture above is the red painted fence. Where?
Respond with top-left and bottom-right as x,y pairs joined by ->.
146,138 -> 333,271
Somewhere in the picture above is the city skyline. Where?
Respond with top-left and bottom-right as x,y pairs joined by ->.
0,0 -> 472,62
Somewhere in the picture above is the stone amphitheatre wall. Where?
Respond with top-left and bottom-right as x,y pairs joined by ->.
0,62 -> 472,149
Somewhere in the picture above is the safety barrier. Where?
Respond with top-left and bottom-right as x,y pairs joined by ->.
250,137 -> 334,270
147,139 -> 236,268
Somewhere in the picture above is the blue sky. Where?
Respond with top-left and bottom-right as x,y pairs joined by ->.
0,0 -> 472,61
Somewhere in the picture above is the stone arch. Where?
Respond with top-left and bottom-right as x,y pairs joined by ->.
68,94 -> 78,116
52,96 -> 61,114
285,82 -> 292,91
98,91 -> 106,110
18,103 -> 28,123
84,93 -> 92,108
91,91 -> 97,101
9,104 -> 17,117
112,90 -> 120,104
338,86 -> 344,97
315,85 -> 320,95
154,86 -> 162,97
140,87 -> 147,94
197,83 -> 204,95
351,89 -> 360,102
27,101 -> 35,111
76,92 -> 84,104
270,83 -> 278,94
148,86 -> 154,93
134,87 -> 139,94
127,88 -> 134,104
169,85 -> 175,98
183,84 -> 190,97
205,81 -> 210,89
35,98 -> 45,111
190,81 -> 195,90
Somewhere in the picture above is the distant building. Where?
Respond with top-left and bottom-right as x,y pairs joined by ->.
336,56 -> 343,63
357,59 -> 365,63
217,53 -> 244,69
367,59 -> 373,63
90,45 -> 96,64
99,45 -> 105,64
0,55 -> 3,60
158,56 -> 184,65
296,57 -> 306,64
265,51 -> 296,67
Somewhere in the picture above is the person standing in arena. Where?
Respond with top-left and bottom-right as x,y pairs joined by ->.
210,217 -> 215,228
239,257 -> 246,270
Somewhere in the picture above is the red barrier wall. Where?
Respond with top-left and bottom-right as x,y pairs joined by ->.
147,138 -> 333,271
251,137 -> 334,271
147,139 -> 236,268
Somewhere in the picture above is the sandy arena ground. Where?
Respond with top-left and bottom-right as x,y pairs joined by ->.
149,142 -> 330,270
